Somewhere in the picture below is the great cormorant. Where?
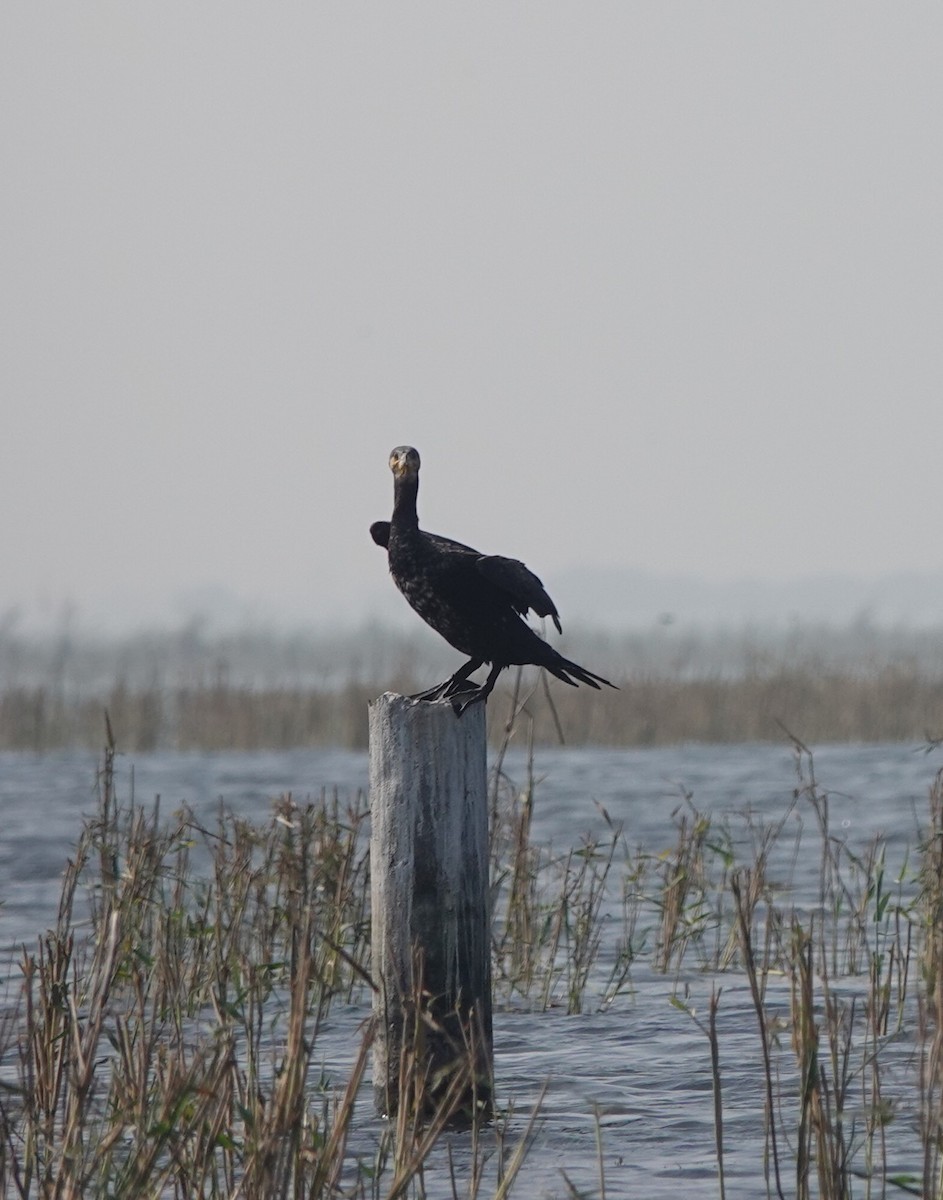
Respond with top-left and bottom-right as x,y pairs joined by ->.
373,445 -> 616,714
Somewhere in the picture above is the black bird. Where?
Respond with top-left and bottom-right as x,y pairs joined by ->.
373,445 -> 616,714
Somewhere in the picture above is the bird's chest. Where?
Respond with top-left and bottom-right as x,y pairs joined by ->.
390,543 -> 453,607
389,541 -> 481,648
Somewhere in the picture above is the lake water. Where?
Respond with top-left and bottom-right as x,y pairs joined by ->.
1,740 -> 940,1197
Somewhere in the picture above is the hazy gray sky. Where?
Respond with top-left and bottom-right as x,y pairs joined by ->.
2,6 -> 941,632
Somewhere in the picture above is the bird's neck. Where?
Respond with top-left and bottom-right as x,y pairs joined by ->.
391,475 -> 420,533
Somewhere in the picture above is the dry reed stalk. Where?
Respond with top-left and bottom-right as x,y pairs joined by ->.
732,869 -> 785,1200
561,830 -> 621,1014
672,986 -> 726,1200
707,988 -> 725,1200
921,772 -> 943,1024
917,769 -> 943,1196
655,801 -> 713,973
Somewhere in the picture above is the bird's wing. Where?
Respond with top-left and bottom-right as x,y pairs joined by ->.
425,531 -> 481,556
369,521 -> 391,547
475,555 -> 563,633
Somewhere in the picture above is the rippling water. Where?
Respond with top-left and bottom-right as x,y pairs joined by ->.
1,741 -> 939,1197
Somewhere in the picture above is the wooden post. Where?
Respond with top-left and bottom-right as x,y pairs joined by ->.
369,692 -> 493,1120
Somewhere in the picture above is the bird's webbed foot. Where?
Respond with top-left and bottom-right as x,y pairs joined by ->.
409,680 -> 450,702
409,676 -> 481,704
450,663 -> 503,717
411,659 -> 484,705
450,686 -> 487,716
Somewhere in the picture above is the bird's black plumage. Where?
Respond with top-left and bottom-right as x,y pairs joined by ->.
373,445 -> 616,713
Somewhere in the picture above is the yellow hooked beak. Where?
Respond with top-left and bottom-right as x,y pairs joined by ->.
389,445 -> 421,477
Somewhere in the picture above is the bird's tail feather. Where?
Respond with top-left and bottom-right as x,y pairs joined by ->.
544,654 -> 617,691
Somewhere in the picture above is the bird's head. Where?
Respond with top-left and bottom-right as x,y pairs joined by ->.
389,445 -> 421,479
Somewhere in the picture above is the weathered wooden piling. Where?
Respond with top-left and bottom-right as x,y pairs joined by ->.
368,692 -> 493,1119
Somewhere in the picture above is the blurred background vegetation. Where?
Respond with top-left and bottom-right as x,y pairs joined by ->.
3,615 -> 943,751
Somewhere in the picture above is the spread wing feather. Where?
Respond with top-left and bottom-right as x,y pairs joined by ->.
475,555 -> 562,634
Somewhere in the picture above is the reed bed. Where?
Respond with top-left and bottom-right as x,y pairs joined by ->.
4,668 -> 943,752
3,726 -> 943,1196
5,621 -> 943,751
